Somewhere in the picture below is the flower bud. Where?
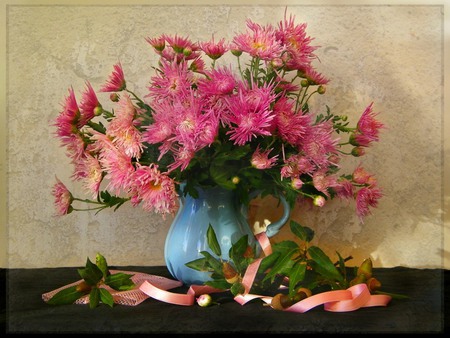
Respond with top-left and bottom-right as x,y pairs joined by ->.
271,293 -> 294,310
349,273 -> 366,286
110,93 -> 120,102
76,281 -> 92,293
317,85 -> 326,94
351,146 -> 365,157
357,258 -> 373,279
231,176 -> 240,185
93,106 -> 103,116
231,49 -> 243,57
313,195 -> 326,207
366,277 -> 381,292
349,133 -> 359,146
300,79 -> 309,87
222,262 -> 239,284
196,294 -> 212,307
291,177 -> 303,190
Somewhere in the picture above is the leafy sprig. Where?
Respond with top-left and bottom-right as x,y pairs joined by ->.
47,253 -> 135,308
186,221 -> 405,309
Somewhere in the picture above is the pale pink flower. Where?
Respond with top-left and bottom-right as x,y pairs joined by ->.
312,169 -> 338,196
100,62 -> 126,92
147,59 -> 193,100
71,154 -> 103,198
130,164 -> 178,216
106,94 -> 144,159
52,177 -> 73,216
352,165 -> 375,185
276,13 -> 317,71
232,19 -> 285,60
301,121 -> 338,167
291,177 -> 303,190
251,146 -> 278,169
281,154 -> 315,178
334,179 -> 354,199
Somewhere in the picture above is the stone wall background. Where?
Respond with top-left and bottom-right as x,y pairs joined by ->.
4,4 -> 446,269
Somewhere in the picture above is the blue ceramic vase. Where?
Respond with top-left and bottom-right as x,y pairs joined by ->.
164,185 -> 290,286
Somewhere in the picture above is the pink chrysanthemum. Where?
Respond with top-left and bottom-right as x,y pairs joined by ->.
232,19 -> 285,61
71,154 -> 103,199
251,146 -> 278,169
352,165 -> 376,185
312,169 -> 339,197
53,87 -> 80,137
147,59 -> 193,100
351,103 -> 384,147
52,177 -> 73,216
163,34 -> 200,60
301,121 -> 338,167
130,164 -> 178,216
356,186 -> 383,220
106,94 -> 144,159
79,81 -> 101,125
334,179 -> 355,199
276,13 -> 317,71
273,97 -> 310,145
197,66 -> 237,96
100,62 -> 126,92
200,37 -> 229,60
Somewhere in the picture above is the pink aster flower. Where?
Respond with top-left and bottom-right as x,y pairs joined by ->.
301,121 -> 338,167
146,35 -> 165,52
356,186 -> 383,220
100,62 -> 126,92
351,103 -> 384,147
251,146 -> 278,169
276,13 -> 317,71
197,66 -> 236,96
200,36 -> 229,60
352,165 -> 376,185
312,169 -> 339,197
147,59 -> 193,100
232,19 -> 285,61
79,81 -> 101,125
71,154 -> 103,199
106,94 -> 144,159
334,179 -> 354,199
53,87 -> 80,137
52,177 -> 73,216
163,34 -> 200,60
273,97 -> 310,145
130,164 -> 178,216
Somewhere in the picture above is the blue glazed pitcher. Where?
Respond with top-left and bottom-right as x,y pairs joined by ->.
164,185 -> 290,286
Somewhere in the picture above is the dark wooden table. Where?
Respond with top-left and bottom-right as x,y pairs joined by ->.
1,266 -> 448,334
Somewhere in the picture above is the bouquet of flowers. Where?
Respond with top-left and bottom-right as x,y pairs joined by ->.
52,13 -> 383,222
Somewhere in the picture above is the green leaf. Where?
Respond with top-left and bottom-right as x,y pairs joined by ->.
229,234 -> 249,273
290,221 -> 315,242
207,224 -> 221,257
200,250 -> 223,275
185,257 -> 210,271
95,253 -> 110,279
272,240 -> 299,254
308,246 -> 345,284
46,285 -> 85,305
205,279 -> 231,290
230,282 -> 245,296
288,263 -> 307,297
104,272 -> 135,291
99,288 -> 114,307
89,287 -> 100,309
262,248 -> 296,283
257,252 -> 281,274
78,257 -> 103,286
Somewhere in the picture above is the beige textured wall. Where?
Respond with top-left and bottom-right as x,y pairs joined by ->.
2,2 -> 448,269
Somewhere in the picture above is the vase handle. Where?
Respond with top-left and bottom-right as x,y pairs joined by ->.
242,192 -> 291,238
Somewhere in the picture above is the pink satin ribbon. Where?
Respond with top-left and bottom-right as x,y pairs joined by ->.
43,232 -> 392,312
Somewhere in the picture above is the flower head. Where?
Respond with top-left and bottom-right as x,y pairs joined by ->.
100,62 -> 126,92
52,177 -> 73,216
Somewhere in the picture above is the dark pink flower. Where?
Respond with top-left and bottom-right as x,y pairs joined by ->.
52,177 -> 73,216
100,62 -> 126,92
